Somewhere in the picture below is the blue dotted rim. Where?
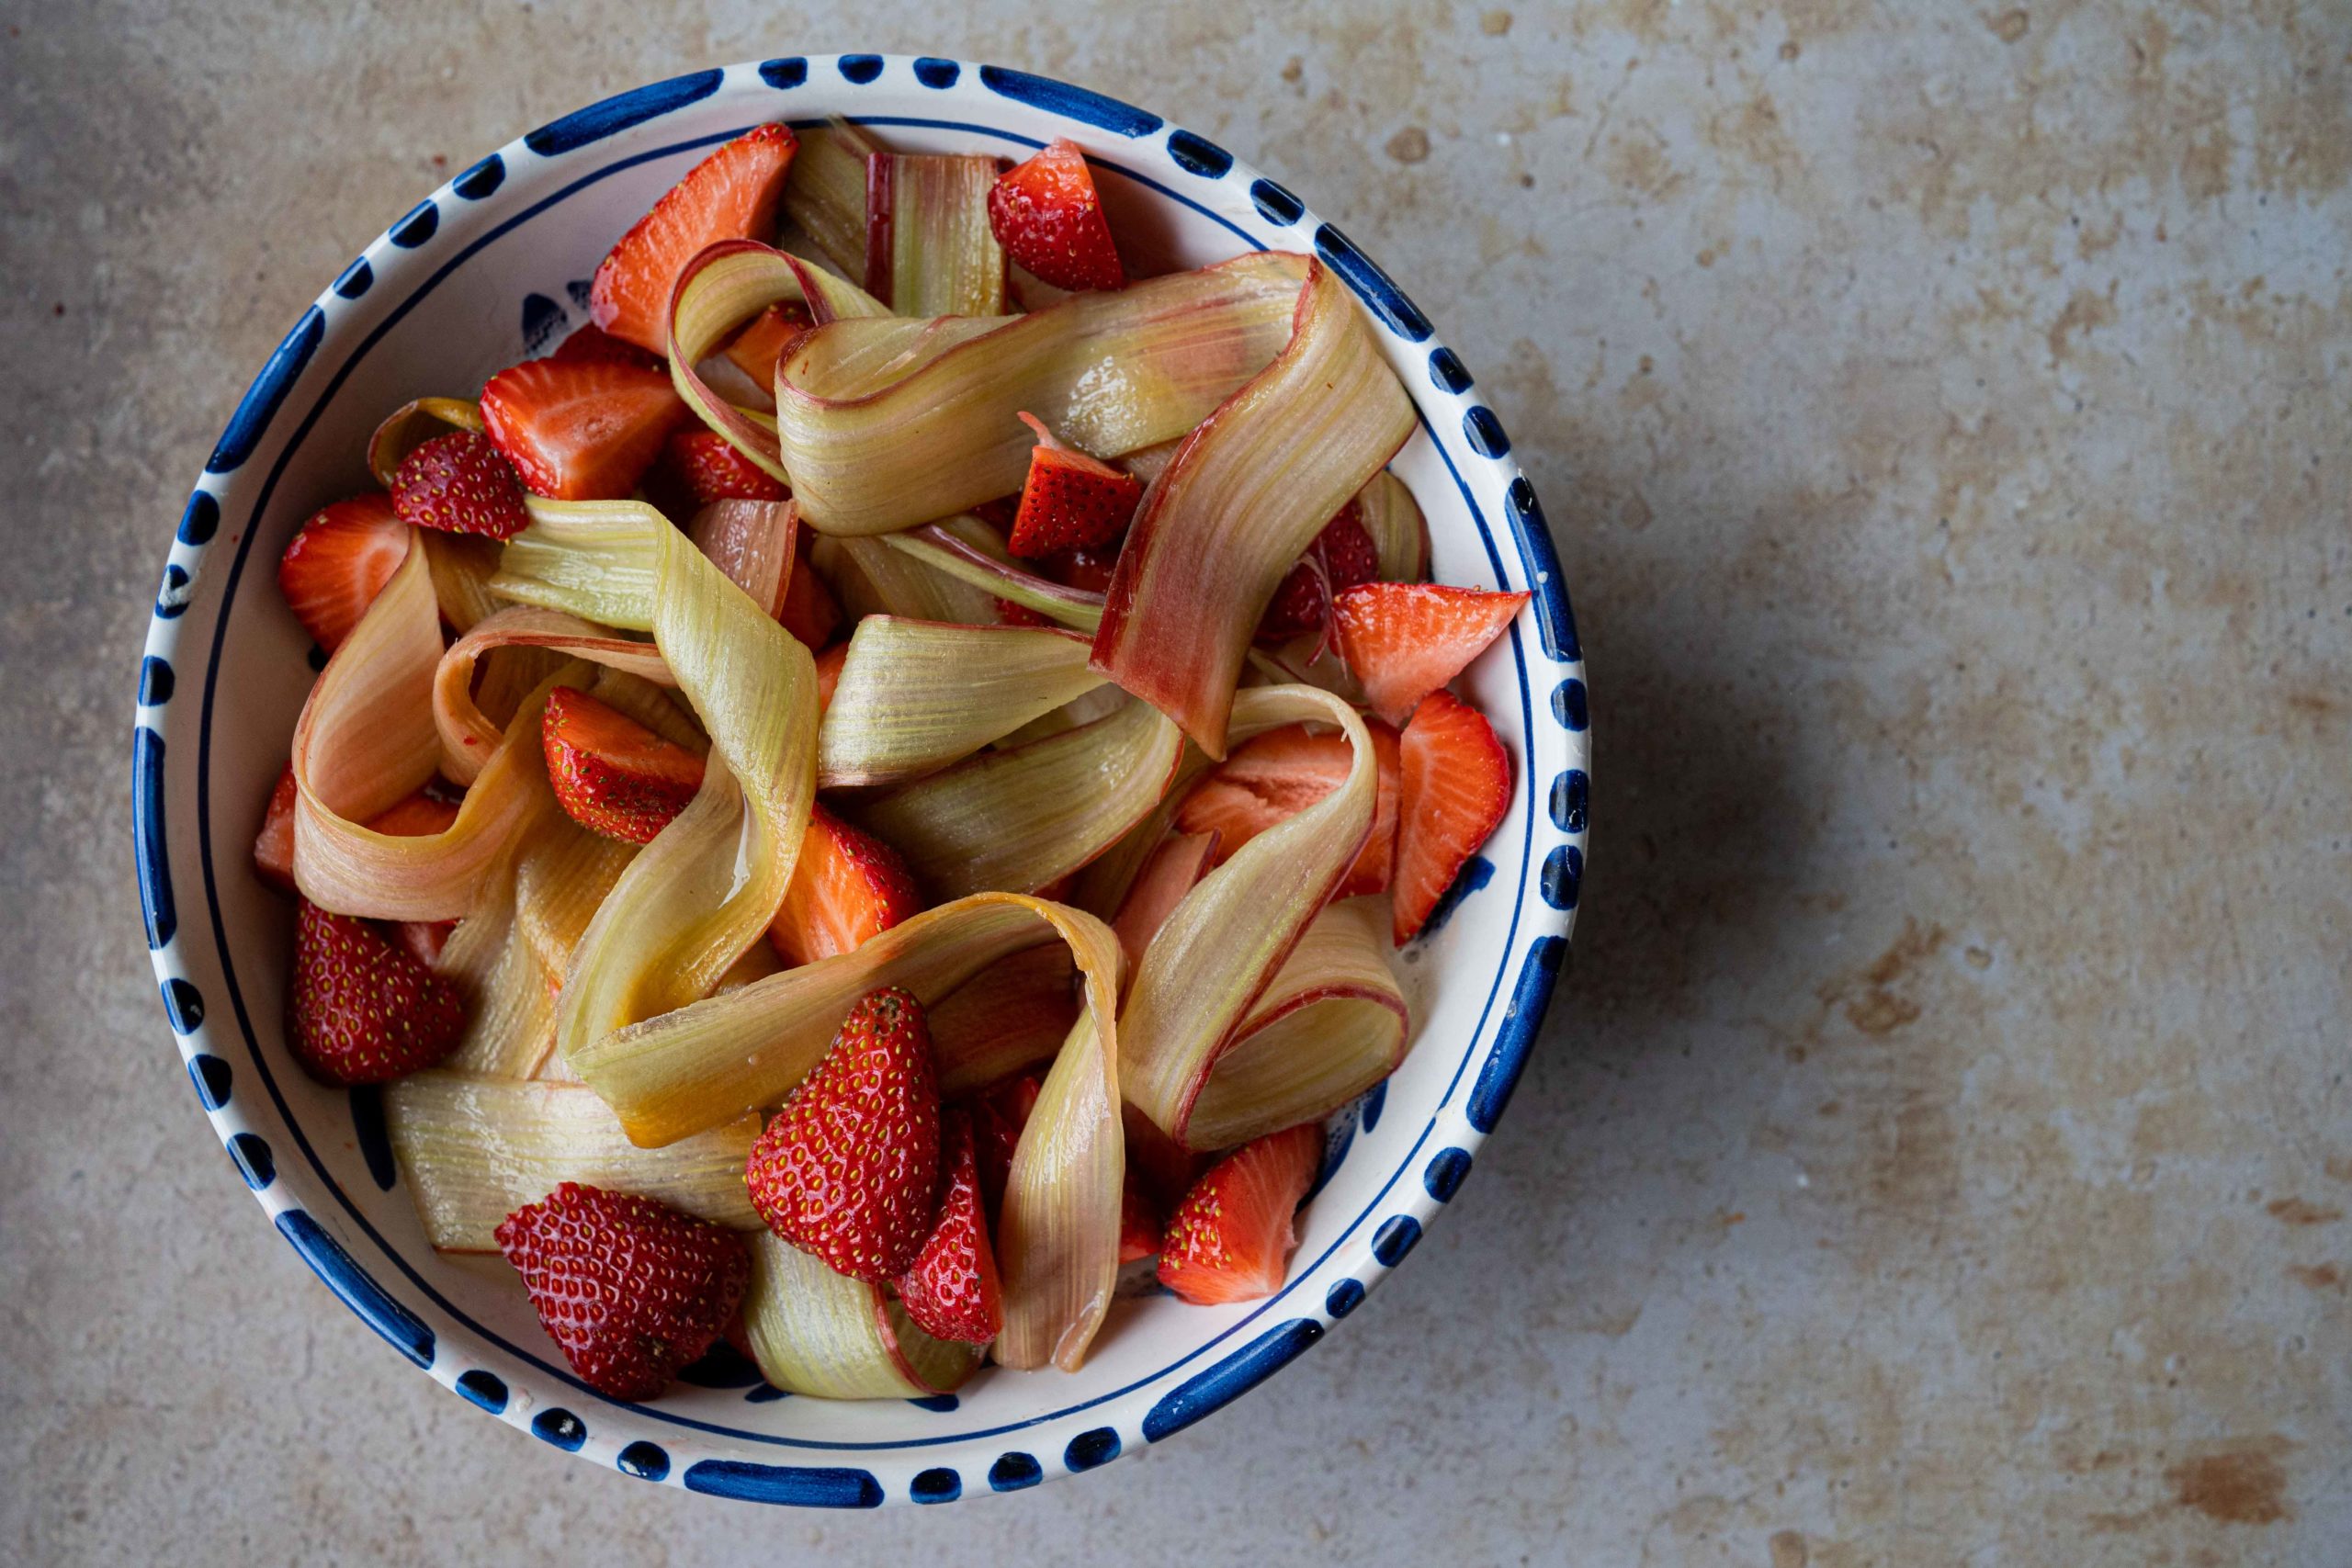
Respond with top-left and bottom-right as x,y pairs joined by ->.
131,54 -> 1588,1506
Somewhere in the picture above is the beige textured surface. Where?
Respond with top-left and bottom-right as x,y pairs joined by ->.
5,3 -> 2347,1562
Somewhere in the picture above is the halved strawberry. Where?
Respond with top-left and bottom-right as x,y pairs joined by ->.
723,300 -> 814,389
548,322 -> 663,370
254,764 -> 300,893
1258,503 -> 1383,641
541,684 -> 706,843
277,494 -> 408,653
1332,582 -> 1531,725
1392,690 -> 1511,945
1157,1122 -> 1323,1305
288,898 -> 468,1086
590,123 -> 799,354
1173,720 -> 1402,897
896,1110 -> 1003,1344
658,428 -> 788,506
966,1071 -> 1043,1221
813,641 -> 850,715
767,805 -> 922,965
780,558 -> 840,649
1118,1176 -> 1161,1265
479,359 -> 689,501
1007,412 -> 1143,558
987,139 -> 1127,293
745,987 -> 941,1281
390,429 -> 530,538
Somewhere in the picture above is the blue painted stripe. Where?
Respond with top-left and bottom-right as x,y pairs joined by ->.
139,656 -> 175,706
1468,936 -> 1566,1134
1167,129 -> 1233,178
1417,852 -> 1495,938
759,57 -> 808,90
1372,1214 -> 1422,1266
161,976 -> 203,1032
910,1466 -> 962,1503
682,1460 -> 885,1507
176,490 -> 220,544
333,256 -> 372,300
228,1132 -> 274,1190
275,1209 -> 435,1367
455,1369 -> 508,1413
452,153 -> 505,199
1140,1319 -> 1324,1441
1542,843 -> 1582,909
1064,1427 -> 1122,1471
1325,1278 -> 1365,1318
1509,478 -> 1578,660
988,1451 -> 1042,1491
188,1053 -> 231,1110
913,57 -> 960,88
533,1408 -> 587,1450
1250,178 -> 1303,225
1311,224 -> 1432,342
837,54 -> 884,85
390,200 -> 438,248
977,65 -> 1163,137
132,725 -> 174,948
205,306 -> 322,473
524,70 -> 725,155
617,1440 -> 671,1481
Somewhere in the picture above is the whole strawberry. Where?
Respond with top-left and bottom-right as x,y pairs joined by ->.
390,429 -> 530,539
745,987 -> 940,1281
288,898 -> 467,1085
896,1110 -> 1002,1345
494,1182 -> 751,1401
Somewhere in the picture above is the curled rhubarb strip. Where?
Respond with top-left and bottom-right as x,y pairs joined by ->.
1091,260 -> 1416,757
1116,685 -> 1380,1148
877,524 -> 1105,632
1355,469 -> 1430,583
743,1232 -> 981,1398
808,529 -> 1001,626
386,1072 -> 762,1251
782,118 -> 885,278
432,606 -> 676,784
930,944 -> 1080,1098
416,531 -> 506,632
774,252 -> 1308,535
368,395 -> 482,488
865,152 -> 1009,316
815,616 -> 1104,787
860,696 -> 1185,902
686,497 -> 797,618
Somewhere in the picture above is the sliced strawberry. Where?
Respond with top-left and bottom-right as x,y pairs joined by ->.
1258,502 -> 1383,641
986,139 -> 1127,293
896,1110 -> 1003,1344
723,300 -> 814,389
548,322 -> 664,370
1392,690 -> 1511,944
541,684 -> 706,844
1173,720 -> 1402,897
288,898 -> 467,1086
1118,1176 -> 1161,1266
495,1181 -> 751,1400
744,987 -> 942,1281
1157,1122 -> 1323,1305
658,428 -> 788,506
479,358 -> 689,501
390,430 -> 530,539
966,1071 -> 1043,1221
590,123 -> 799,354
767,806 -> 921,965
779,558 -> 840,650
1332,582 -> 1531,725
254,763 -> 300,893
1008,413 -> 1143,558
277,494 -> 408,653
813,640 -> 850,715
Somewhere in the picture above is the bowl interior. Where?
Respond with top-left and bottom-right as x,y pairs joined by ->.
141,57 -> 1584,1502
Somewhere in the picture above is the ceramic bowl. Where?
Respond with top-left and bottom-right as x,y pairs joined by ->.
132,53 -> 1589,1506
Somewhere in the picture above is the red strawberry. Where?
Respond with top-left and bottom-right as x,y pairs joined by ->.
994,598 -> 1050,627
591,123 -> 799,354
494,1181 -> 752,1400
658,428 -> 789,506
1157,1122 -> 1323,1305
969,494 -> 1021,534
1118,1176 -> 1161,1266
779,558 -> 840,650
967,1071 -> 1043,1220
541,684 -> 706,844
277,494 -> 408,653
1332,582 -> 1531,725
288,898 -> 467,1085
1008,413 -> 1143,558
987,139 -> 1127,293
365,789 -> 461,839
479,359 -> 689,501
548,322 -> 662,370
1391,690 -> 1511,944
1258,503 -> 1383,640
813,641 -> 849,716
1173,720 -> 1402,897
254,763 -> 300,893
767,806 -> 922,966
390,429 -> 530,539
896,1110 -> 1003,1344
745,987 -> 942,1280
723,300 -> 814,389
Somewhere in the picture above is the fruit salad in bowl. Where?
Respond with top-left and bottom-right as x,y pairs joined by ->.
135,56 -> 1587,1504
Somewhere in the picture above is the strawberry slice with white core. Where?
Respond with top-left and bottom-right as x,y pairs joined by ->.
1331,581 -> 1531,726
1390,689 -> 1512,945
479,358 -> 689,502
986,139 -> 1127,293
1157,1122 -> 1323,1305
589,122 -> 798,355
540,684 -> 706,844
277,494 -> 408,653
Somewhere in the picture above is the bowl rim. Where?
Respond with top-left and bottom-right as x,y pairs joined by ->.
132,52 -> 1589,1506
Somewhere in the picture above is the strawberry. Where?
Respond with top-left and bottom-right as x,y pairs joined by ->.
479,358 -> 689,501
541,684 -> 706,844
1157,1122 -> 1323,1305
1391,690 -> 1511,945
591,123 -> 799,355
1332,581 -> 1531,726
994,598 -> 1050,627
366,789 -> 461,839
287,898 -> 467,1085
1258,503 -> 1383,641
390,429 -> 530,539
813,641 -> 849,716
657,427 -> 788,506
767,805 -> 922,965
548,322 -> 662,370
969,494 -> 1021,534
277,494 -> 408,653
1041,542 -> 1120,594
967,1071 -> 1043,1221
779,558 -> 840,649
895,1110 -> 1003,1344
1118,1176 -> 1161,1265
744,987 -> 942,1281
723,300 -> 814,389
395,919 -> 456,968
1008,413 -> 1144,558
494,1181 -> 752,1401
1173,720 -> 1402,897
254,763 -> 300,893
986,139 -> 1127,293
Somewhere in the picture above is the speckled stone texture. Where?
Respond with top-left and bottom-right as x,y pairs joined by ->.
4,3 -> 2346,1563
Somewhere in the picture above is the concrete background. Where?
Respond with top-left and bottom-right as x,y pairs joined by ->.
5,2 -> 2346,1562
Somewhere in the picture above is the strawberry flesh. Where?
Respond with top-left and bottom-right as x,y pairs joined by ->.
480,358 -> 689,501
495,1181 -> 752,1401
1258,502 -> 1383,641
779,558 -> 840,649
1173,720 -> 1402,897
895,1110 -> 1004,1344
590,123 -> 798,355
1118,1176 -> 1161,1266
813,641 -> 849,715
254,763 -> 300,893
987,139 -> 1127,293
1008,415 -> 1143,558
390,429 -> 530,539
1391,689 -> 1512,944
548,322 -> 663,370
541,684 -> 706,844
1331,581 -> 1531,725
277,494 -> 408,653
767,805 -> 922,965
723,300 -> 814,389
288,898 -> 468,1086
1158,1122 -> 1323,1305
744,987 -> 942,1281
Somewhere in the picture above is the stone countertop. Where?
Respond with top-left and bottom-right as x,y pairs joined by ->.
3,4 -> 2345,1563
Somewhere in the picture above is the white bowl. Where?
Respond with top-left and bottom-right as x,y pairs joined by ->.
132,53 -> 1589,1506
